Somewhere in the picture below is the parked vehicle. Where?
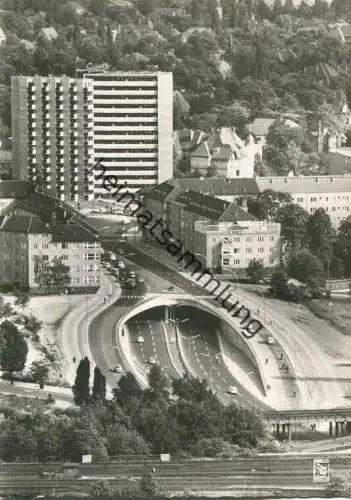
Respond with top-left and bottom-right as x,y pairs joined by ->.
228,386 -> 238,395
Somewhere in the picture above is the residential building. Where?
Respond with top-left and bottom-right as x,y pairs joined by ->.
190,127 -> 257,178
331,23 -> 351,44
83,71 -> 173,197
327,148 -> 351,175
11,75 -> 95,201
0,184 -> 102,293
256,175 -> 351,228
248,118 -> 276,145
36,27 -> 58,44
0,27 -> 6,45
248,117 -> 301,146
194,220 -> 280,275
143,181 -> 279,275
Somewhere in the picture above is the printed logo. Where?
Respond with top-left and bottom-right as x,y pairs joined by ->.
313,458 -> 329,482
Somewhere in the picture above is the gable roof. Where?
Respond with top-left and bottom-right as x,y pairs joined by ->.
211,144 -> 232,161
38,27 -> 58,42
145,181 -> 178,203
0,214 -> 48,234
192,140 -> 211,159
221,203 -> 257,222
51,223 -> 98,243
174,190 -> 230,221
0,180 -> 33,199
249,118 -> 275,137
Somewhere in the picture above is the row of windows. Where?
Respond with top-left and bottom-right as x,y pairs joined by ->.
94,86 -> 157,91
220,235 -> 275,244
222,247 -> 274,254
96,174 -> 157,180
95,140 -> 158,145
295,196 -> 351,203
94,113 -> 157,117
71,276 -> 100,284
310,206 -> 350,213
94,102 -> 157,107
222,256 -> 275,265
94,122 -> 157,127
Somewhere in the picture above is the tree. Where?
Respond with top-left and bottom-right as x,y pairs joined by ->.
23,313 -> 42,335
247,259 -> 265,283
270,266 -> 290,299
148,365 -> 169,396
275,203 -> 309,247
247,190 -> 292,220
139,471 -> 159,496
306,208 -> 335,275
30,360 -> 49,389
223,404 -> 264,448
72,357 -> 90,405
0,321 -> 28,384
113,371 -> 142,409
288,249 -> 325,288
336,216 -> 351,277
92,366 -> 106,402
49,257 -> 71,290
34,255 -> 70,291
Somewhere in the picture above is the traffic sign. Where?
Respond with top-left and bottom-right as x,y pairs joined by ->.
313,458 -> 329,482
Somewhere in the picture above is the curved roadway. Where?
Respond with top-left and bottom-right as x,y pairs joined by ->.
104,240 -> 346,410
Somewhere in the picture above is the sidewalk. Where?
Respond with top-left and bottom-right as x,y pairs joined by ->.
129,240 -> 299,410
57,272 -> 121,387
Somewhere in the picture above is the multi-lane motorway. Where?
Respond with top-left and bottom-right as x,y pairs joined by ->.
91,245 -> 268,408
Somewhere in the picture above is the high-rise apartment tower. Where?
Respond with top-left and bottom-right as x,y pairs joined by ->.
11,76 -> 95,201
83,71 -> 173,197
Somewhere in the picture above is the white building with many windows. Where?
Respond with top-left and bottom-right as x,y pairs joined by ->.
256,175 -> 351,228
84,71 -> 173,197
194,220 -> 281,276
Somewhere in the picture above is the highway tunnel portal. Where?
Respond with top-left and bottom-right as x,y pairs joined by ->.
113,294 -> 351,440
115,293 -> 268,399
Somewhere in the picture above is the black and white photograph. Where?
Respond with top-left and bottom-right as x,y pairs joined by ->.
0,0 -> 351,498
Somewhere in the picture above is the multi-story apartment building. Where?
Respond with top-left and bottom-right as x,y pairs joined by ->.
84,71 -> 173,197
11,76 -> 95,201
168,176 -> 351,230
143,181 -> 279,275
0,213 -> 102,292
194,220 -> 280,275
256,175 -> 351,228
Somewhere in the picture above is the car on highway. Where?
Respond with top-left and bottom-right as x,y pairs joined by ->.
117,261 -> 126,269
113,365 -> 123,373
149,356 -> 157,365
137,336 -> 144,344
228,386 -> 238,395
137,277 -> 145,284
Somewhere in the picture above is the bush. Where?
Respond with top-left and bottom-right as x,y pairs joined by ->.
326,475 -> 351,497
139,471 -> 159,496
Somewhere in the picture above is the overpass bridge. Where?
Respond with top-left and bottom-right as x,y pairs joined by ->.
262,408 -> 351,440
